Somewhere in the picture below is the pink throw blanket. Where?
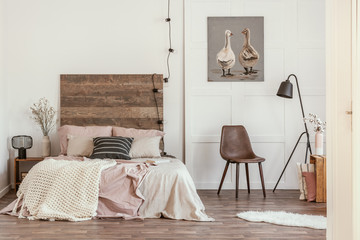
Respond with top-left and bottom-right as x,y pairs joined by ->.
0,157 -> 149,220
97,162 -> 148,219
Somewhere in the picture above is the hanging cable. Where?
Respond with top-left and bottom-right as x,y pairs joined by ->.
150,0 -> 172,155
151,74 -> 162,132
164,0 -> 172,83
151,74 -> 166,155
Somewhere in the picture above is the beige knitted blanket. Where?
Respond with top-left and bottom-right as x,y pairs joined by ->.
13,158 -> 116,221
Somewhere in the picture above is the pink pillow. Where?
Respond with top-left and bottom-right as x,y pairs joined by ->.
302,172 -> 316,202
112,127 -> 165,138
58,125 -> 112,155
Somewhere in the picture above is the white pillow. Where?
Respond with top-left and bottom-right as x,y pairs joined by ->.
67,135 -> 94,157
129,136 -> 162,158
296,163 -> 315,200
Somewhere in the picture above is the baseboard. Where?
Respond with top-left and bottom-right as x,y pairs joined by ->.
0,184 -> 11,199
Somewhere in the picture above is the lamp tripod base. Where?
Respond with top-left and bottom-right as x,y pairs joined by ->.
273,131 -> 312,192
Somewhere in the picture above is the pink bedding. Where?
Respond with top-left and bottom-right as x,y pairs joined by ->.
1,156 -> 214,221
1,156 -> 149,219
97,161 -> 148,219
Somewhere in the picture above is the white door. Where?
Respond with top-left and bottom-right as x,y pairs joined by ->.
351,0 -> 360,238
326,0 -> 356,239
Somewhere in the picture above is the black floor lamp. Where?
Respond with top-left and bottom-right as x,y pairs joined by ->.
273,74 -> 312,192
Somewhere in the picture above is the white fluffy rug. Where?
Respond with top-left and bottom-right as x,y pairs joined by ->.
237,211 -> 326,230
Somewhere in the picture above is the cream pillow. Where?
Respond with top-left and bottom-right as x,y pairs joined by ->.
58,125 -> 112,155
296,163 -> 315,200
67,135 -> 94,157
129,136 -> 162,158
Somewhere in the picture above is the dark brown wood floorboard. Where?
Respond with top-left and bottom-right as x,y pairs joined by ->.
0,190 -> 326,240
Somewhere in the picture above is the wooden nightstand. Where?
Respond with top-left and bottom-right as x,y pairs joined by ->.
310,155 -> 326,203
14,157 -> 44,191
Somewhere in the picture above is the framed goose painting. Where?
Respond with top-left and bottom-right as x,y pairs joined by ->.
208,17 -> 264,82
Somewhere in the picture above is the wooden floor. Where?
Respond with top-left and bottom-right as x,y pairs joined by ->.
0,190 -> 326,240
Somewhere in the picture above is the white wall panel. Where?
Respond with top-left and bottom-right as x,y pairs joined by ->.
298,0 -> 325,44
185,0 -> 326,190
192,142 -> 230,187
190,1 -> 231,43
243,96 -> 284,136
191,95 -> 232,136
0,1 -> 10,196
297,49 -> 326,90
243,0 -> 285,44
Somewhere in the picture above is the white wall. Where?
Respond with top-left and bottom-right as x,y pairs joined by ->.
185,0 -> 326,189
2,0 -> 184,188
1,0 -> 326,191
0,1 -> 10,196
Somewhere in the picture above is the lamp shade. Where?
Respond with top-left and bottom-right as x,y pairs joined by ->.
276,80 -> 293,98
12,135 -> 33,159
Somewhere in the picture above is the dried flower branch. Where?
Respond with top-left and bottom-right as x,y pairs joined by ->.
303,113 -> 326,133
30,98 -> 56,136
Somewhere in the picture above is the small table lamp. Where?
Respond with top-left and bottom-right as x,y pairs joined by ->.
273,74 -> 312,192
12,135 -> 33,159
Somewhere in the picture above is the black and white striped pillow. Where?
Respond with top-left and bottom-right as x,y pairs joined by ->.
89,136 -> 133,160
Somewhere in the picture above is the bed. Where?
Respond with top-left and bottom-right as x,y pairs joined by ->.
0,74 -> 213,222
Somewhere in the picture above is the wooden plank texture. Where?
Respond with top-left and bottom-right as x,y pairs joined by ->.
61,95 -> 163,107
60,118 -> 161,129
0,190 -> 326,240
60,74 -> 163,131
310,155 -> 327,203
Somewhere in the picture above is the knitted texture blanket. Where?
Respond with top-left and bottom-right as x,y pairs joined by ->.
13,158 -> 116,221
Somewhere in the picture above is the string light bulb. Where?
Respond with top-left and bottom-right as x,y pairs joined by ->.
157,120 -> 168,124
153,88 -> 163,93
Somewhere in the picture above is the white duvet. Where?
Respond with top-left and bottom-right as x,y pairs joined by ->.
137,158 -> 214,221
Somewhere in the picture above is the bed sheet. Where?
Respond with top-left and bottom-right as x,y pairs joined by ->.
1,156 -> 214,221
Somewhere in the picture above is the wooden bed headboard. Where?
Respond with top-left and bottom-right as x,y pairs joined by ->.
60,74 -> 163,130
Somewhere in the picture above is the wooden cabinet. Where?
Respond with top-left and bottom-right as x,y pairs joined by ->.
310,155 -> 326,203
14,157 -> 44,191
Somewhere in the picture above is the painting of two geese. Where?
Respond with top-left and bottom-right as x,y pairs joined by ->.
208,17 -> 264,82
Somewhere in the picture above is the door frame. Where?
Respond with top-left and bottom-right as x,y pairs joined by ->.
326,0 -> 359,239
352,0 -> 360,239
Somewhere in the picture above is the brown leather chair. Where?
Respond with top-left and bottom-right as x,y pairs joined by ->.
217,125 -> 266,198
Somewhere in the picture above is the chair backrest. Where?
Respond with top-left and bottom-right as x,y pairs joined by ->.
220,125 -> 256,160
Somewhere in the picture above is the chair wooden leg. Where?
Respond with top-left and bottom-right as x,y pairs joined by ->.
245,163 -> 250,194
217,161 -> 230,195
236,163 -> 240,198
258,162 -> 266,198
